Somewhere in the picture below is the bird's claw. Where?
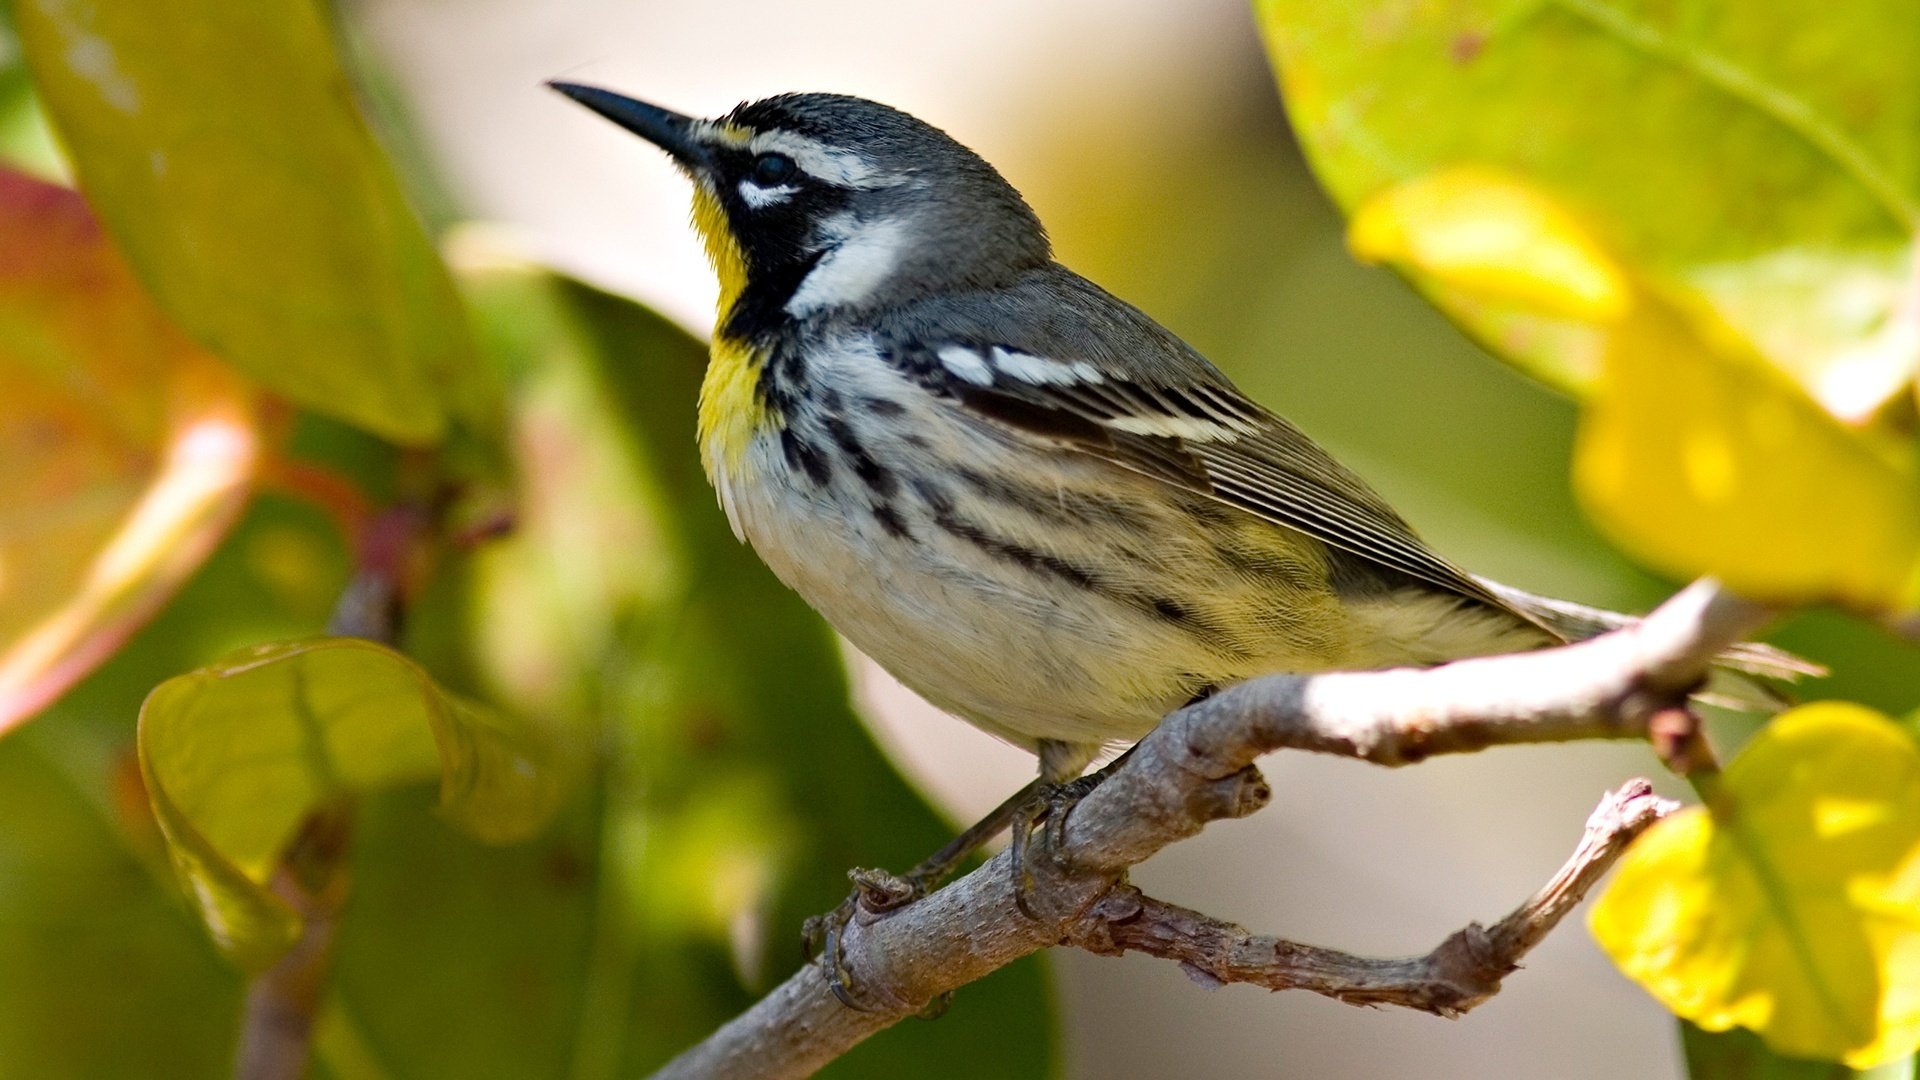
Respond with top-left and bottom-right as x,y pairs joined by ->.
803,866 -> 930,1013
1010,772 -> 1104,919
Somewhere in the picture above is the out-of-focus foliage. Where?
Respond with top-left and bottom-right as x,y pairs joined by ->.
1258,0 -> 1919,421
13,0 -> 480,444
0,2 -> 58,177
0,167 -> 257,736
1591,703 -> 1920,1067
139,636 -> 564,971
1682,1020 -> 1918,1080
1260,5 -> 1920,1075
1351,171 -> 1920,613
0,0 -> 1056,1072
0,492 -> 345,1079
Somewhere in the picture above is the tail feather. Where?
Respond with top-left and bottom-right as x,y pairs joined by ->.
1473,577 -> 1825,713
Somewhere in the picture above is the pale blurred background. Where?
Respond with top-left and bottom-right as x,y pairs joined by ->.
351,0 -> 1692,1075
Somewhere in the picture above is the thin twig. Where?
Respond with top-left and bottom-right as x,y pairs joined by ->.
647,580 -> 1770,1080
1066,779 -> 1676,1013
232,502 -> 430,1080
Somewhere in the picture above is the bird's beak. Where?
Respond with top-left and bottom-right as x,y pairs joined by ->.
549,82 -> 713,171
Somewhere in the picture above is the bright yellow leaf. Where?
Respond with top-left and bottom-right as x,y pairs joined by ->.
1353,170 -> 1920,613
1350,169 -> 1630,324
1576,301 -> 1920,611
1591,702 -> 1920,1068
0,168 -> 258,735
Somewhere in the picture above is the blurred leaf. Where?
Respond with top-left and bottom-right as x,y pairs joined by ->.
1578,294 -> 1920,611
1258,0 -> 1920,420
1348,165 -> 1628,387
0,488 -> 353,1079
0,733 -> 240,1079
1591,702 -> 1920,1067
139,637 -> 563,972
1354,169 -> 1920,612
323,785 -> 600,1080
1683,1019 -> 1916,1080
0,167 -> 258,736
0,2 -> 59,177
14,0 -> 476,443
553,276 -> 1056,1079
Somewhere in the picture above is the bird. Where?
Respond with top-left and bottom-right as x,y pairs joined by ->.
549,82 -> 1811,925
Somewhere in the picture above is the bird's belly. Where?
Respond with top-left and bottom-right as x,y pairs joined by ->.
710,412 -> 1369,751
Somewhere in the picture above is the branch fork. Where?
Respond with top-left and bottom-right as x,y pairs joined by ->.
651,581 -> 1769,1080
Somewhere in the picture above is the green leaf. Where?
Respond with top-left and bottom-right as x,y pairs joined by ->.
1257,0 -> 1920,419
1683,1020 -> 1916,1080
551,275 -> 1057,1079
0,167 -> 258,735
0,732 -> 241,1078
1591,702 -> 1920,1067
139,637 -> 564,972
14,0 -> 478,443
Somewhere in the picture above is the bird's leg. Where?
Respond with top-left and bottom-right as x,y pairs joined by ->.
1009,741 -> 1138,918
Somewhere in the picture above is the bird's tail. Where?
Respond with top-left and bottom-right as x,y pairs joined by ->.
1474,578 -> 1826,712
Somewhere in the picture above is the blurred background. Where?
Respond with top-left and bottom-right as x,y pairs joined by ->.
340,0 -> 1908,1076
5,0 -> 1916,1077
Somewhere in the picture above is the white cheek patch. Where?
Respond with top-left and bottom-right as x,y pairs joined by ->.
738,180 -> 799,208
786,217 -> 909,316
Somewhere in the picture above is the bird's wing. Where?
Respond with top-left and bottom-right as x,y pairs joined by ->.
876,268 -> 1534,622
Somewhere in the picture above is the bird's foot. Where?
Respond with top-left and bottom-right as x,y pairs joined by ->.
803,866 -> 950,1015
1009,771 -> 1107,919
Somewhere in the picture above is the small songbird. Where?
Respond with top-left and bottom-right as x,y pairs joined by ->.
551,84 -> 1808,880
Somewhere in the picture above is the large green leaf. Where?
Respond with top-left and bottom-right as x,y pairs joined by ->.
0,734 -> 240,1079
1257,0 -> 1919,419
0,167 -> 258,735
140,637 -> 565,972
552,276 -> 1056,1079
14,0 -> 478,443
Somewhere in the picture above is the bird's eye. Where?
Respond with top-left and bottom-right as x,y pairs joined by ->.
751,153 -> 797,186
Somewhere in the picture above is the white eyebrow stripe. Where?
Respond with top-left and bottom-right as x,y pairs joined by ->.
746,130 -> 894,188
738,180 -> 798,208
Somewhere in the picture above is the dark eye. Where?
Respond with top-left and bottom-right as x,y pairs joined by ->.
751,153 -> 797,186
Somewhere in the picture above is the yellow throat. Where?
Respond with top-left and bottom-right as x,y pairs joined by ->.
690,183 -> 772,478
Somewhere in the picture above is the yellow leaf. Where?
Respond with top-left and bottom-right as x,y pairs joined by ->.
0,168 -> 258,735
1576,301 -> 1920,611
1591,702 -> 1920,1067
1353,170 -> 1920,613
1350,168 -> 1630,324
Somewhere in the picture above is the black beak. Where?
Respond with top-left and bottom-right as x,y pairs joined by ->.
549,81 -> 713,170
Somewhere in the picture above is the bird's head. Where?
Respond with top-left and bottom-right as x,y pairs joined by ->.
552,83 -> 1051,336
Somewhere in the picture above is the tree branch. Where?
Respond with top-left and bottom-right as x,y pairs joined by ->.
1065,779 -> 1675,1013
647,580 -> 1769,1080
